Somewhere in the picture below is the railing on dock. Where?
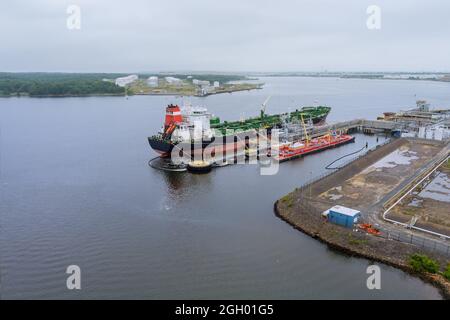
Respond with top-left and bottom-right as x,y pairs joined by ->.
295,192 -> 450,257
380,229 -> 450,257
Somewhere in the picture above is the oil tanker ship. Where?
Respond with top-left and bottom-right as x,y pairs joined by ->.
148,103 -> 331,158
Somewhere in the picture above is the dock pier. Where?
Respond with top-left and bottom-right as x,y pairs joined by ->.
286,119 -> 401,142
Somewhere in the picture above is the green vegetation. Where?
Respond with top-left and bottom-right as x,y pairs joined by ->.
0,72 -> 256,97
0,73 -> 125,97
280,194 -> 294,208
347,233 -> 368,246
443,264 -> 450,280
348,239 -> 368,246
408,254 -> 440,274
442,158 -> 450,171
129,78 -> 196,96
130,74 -> 261,97
141,73 -> 250,84
401,206 -> 419,216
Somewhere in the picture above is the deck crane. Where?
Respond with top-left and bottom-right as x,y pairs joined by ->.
300,113 -> 310,146
260,95 -> 272,119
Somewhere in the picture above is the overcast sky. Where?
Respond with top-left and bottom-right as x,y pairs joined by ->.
1,0 -> 449,72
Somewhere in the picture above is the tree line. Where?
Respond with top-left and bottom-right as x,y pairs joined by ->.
0,73 -> 126,97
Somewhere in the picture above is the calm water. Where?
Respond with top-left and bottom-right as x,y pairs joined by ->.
1,77 -> 449,299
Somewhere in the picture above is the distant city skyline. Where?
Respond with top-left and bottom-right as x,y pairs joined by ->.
1,0 -> 450,72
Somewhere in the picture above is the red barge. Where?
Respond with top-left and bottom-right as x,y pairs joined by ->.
275,133 -> 355,162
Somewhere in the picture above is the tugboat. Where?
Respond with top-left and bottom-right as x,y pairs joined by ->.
186,160 -> 213,173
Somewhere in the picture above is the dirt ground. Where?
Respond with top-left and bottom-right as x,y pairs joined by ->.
318,141 -> 442,212
389,159 -> 450,236
275,138 -> 450,298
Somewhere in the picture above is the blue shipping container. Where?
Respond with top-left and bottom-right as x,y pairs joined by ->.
326,205 -> 361,228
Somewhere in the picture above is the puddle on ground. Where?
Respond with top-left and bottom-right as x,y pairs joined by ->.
418,172 -> 450,203
363,149 -> 419,173
408,198 -> 423,207
328,194 -> 343,200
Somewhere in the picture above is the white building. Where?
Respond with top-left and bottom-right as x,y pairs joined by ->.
193,79 -> 210,86
115,75 -> 138,87
165,77 -> 183,85
213,81 -> 220,88
402,122 -> 450,141
147,76 -> 159,87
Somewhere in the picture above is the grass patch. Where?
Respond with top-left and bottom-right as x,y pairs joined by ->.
443,264 -> 450,281
401,207 -> 418,216
348,239 -> 368,246
408,254 -> 440,274
347,233 -> 368,246
280,194 -> 294,208
441,159 -> 450,171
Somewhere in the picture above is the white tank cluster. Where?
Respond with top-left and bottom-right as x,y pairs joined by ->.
418,125 -> 450,141
115,74 -> 138,87
402,123 -> 450,141
147,76 -> 159,87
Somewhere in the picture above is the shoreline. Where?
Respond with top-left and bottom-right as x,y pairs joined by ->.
0,86 -> 262,98
274,200 -> 450,299
273,138 -> 450,299
0,93 -> 125,98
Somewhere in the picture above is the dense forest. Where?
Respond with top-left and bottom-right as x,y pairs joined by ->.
0,73 -> 126,97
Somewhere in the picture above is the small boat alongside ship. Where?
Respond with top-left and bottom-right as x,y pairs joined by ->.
186,160 -> 213,173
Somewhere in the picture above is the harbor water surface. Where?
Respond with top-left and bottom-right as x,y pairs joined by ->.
1,77 -> 450,299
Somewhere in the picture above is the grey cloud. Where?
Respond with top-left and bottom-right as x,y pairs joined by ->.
0,0 -> 449,72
